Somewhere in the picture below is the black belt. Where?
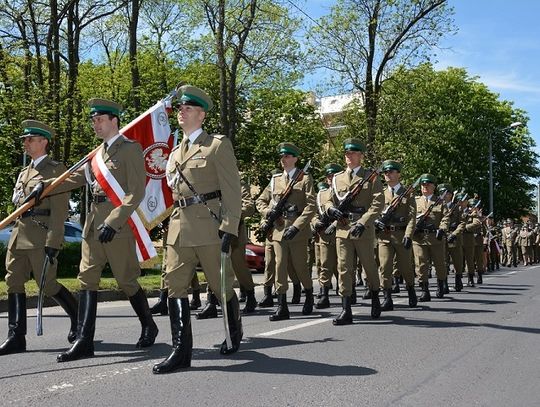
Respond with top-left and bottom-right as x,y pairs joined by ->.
346,207 -> 365,220
175,190 -> 221,208
91,195 -> 110,203
382,225 -> 407,232
21,209 -> 51,218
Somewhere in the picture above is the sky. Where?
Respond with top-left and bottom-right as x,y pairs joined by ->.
294,0 -> 540,153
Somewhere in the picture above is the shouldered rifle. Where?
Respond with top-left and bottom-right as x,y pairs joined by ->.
376,176 -> 421,228
414,190 -> 448,233
317,167 -> 381,235
256,160 -> 311,240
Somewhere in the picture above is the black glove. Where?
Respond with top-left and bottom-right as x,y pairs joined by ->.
22,181 -> 44,205
447,233 -> 457,243
314,220 -> 326,232
402,237 -> 412,249
435,229 -> 445,240
350,223 -> 365,238
266,208 -> 280,220
374,219 -> 386,231
220,231 -> 232,252
44,246 -> 58,265
327,207 -> 346,220
283,225 -> 299,240
98,223 -> 116,243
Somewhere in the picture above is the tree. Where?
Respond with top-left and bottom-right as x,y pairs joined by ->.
350,63 -> 540,219
307,0 -> 455,157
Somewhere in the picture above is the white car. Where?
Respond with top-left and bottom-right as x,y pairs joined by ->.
0,221 -> 83,245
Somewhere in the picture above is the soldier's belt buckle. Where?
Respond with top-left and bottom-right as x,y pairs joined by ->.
388,225 -> 396,232
348,213 -> 355,221
177,197 -> 187,208
423,229 -> 431,234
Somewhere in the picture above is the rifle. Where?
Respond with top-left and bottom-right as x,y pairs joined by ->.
376,176 -> 421,227
318,167 -> 381,236
256,160 -> 311,240
414,190 -> 449,233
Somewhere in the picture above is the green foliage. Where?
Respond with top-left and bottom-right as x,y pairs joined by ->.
235,88 -> 328,188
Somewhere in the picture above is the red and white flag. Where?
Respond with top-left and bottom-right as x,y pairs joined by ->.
121,101 -> 175,230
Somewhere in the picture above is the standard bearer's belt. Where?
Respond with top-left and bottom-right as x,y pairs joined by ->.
91,195 -> 110,203
21,208 -> 51,218
175,190 -> 222,208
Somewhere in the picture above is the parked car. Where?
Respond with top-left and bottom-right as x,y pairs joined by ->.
0,221 -> 83,244
245,242 -> 265,273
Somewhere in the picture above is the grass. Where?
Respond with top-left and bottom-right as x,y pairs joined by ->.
0,269 -> 207,300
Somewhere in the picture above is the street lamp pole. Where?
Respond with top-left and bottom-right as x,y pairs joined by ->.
489,121 -> 522,217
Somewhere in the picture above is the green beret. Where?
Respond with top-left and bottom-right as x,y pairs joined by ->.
324,163 -> 343,175
20,119 -> 55,141
178,85 -> 213,112
343,138 -> 365,152
277,142 -> 300,157
381,160 -> 402,172
419,173 -> 436,184
88,98 -> 122,117
317,181 -> 329,191
455,192 -> 467,201
438,183 -> 453,194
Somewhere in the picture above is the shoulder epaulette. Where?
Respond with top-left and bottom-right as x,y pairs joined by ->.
210,133 -> 226,140
271,173 -> 282,178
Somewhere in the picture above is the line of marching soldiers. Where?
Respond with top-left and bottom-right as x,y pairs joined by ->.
230,138 -> 517,325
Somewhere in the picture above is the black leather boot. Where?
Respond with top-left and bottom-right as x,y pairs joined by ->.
333,296 -> 352,326
129,287 -> 159,348
242,289 -> 257,314
239,286 -> 247,303
190,289 -> 201,310
316,286 -> 323,299
467,273 -> 475,287
302,288 -> 314,315
315,286 -> 330,309
150,289 -> 169,315
351,286 -> 357,305
443,278 -> 450,294
380,288 -> 393,311
362,287 -> 372,300
153,298 -> 192,374
196,291 -> 218,319
220,293 -> 243,355
477,272 -> 483,284
269,294 -> 290,321
0,293 -> 26,356
454,274 -> 463,292
52,285 -> 78,343
371,291 -> 381,319
258,286 -> 274,308
57,290 -> 97,362
419,282 -> 431,302
291,283 -> 301,304
391,277 -> 401,293
436,279 -> 445,298
407,285 -> 417,308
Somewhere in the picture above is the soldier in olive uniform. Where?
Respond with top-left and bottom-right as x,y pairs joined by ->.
313,163 -> 342,309
322,138 -> 384,325
256,143 -> 316,321
52,99 -> 158,363
501,219 -> 518,267
441,187 -> 466,292
375,160 -> 417,310
0,120 -> 78,356
153,86 -> 243,374
412,174 -> 450,301
462,199 -> 482,286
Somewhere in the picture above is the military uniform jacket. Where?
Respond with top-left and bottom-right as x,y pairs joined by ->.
447,204 -> 466,248
326,168 -> 384,240
166,131 -> 241,247
314,187 -> 335,244
378,184 -> 416,240
502,226 -> 517,245
464,213 -> 483,246
56,136 -> 146,239
256,169 -> 316,242
413,195 -> 449,243
237,177 -> 256,246
9,156 -> 69,250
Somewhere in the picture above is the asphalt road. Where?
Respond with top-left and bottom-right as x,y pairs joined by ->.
1,265 -> 539,407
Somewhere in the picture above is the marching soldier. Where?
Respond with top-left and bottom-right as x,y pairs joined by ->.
49,99 -> 159,363
0,120 -> 77,356
154,85 -> 243,373
441,186 -> 466,292
322,138 -> 384,325
471,199 -> 486,284
375,160 -> 417,310
412,174 -> 450,301
314,163 -> 342,309
462,198 -> 481,286
501,219 -> 518,267
256,142 -> 316,321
